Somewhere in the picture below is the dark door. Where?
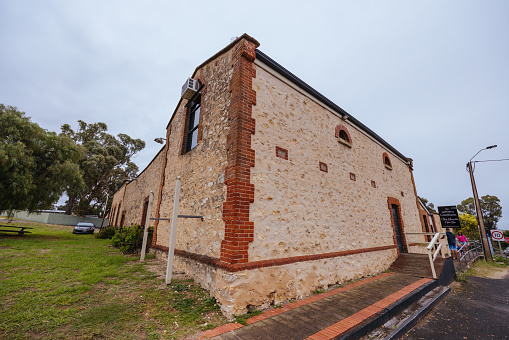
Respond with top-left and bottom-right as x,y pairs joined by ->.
392,205 -> 404,253
423,215 -> 431,242
120,212 -> 126,228
141,200 -> 149,226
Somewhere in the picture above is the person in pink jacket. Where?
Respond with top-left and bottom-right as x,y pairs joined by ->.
457,231 -> 468,253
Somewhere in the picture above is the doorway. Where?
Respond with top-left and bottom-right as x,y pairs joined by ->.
392,204 -> 405,253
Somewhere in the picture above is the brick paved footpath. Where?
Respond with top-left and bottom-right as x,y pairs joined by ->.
200,272 -> 432,340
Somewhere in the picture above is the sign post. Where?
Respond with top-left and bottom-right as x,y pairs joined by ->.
140,191 -> 154,262
166,177 -> 181,285
491,230 -> 504,257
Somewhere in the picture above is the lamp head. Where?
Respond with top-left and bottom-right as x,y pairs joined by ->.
486,145 -> 497,149
154,137 -> 165,144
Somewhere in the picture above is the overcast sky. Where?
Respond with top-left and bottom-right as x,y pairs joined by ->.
1,1 -> 508,229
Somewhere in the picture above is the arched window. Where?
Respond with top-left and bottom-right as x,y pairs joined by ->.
335,124 -> 352,147
383,152 -> 392,170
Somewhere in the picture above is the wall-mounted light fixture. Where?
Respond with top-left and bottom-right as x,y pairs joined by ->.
154,137 -> 166,144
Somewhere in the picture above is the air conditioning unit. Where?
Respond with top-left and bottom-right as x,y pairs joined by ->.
181,78 -> 199,99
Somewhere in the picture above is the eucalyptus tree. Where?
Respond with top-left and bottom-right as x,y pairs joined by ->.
457,195 -> 502,231
0,104 -> 84,214
61,120 -> 145,216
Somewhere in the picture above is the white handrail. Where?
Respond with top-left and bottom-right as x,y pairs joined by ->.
427,233 -> 441,250
433,244 -> 442,262
405,232 -> 445,279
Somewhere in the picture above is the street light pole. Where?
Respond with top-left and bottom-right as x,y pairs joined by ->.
467,145 -> 497,262
467,162 -> 492,262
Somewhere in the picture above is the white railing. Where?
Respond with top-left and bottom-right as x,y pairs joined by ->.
405,232 -> 449,279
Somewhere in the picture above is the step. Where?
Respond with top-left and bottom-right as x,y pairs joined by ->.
360,286 -> 451,340
201,273 -> 439,340
389,253 -> 447,279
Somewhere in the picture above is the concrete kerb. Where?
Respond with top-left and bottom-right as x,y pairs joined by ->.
383,286 -> 450,340
337,280 -> 439,340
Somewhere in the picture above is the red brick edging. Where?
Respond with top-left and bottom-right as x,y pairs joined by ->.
152,244 -> 398,272
199,272 -> 400,339
305,277 -> 432,340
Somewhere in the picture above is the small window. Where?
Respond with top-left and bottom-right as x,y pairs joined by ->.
185,95 -> 201,153
350,172 -> 356,181
339,130 -> 349,142
276,146 -> 288,160
319,162 -> 328,173
371,180 -> 376,188
335,124 -> 352,147
383,152 -> 393,170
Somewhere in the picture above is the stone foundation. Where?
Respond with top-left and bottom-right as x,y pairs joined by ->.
152,247 -> 397,318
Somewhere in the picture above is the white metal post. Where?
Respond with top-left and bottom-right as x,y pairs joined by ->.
166,177 -> 181,285
140,191 -> 154,262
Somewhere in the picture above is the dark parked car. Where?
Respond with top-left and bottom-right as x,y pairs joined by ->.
73,222 -> 95,234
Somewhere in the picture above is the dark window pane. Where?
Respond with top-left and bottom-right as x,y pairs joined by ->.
339,130 -> 349,142
184,95 -> 201,153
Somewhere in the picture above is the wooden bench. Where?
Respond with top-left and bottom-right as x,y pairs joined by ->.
0,225 -> 33,235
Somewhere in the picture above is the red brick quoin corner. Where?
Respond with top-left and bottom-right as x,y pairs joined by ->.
220,35 -> 260,265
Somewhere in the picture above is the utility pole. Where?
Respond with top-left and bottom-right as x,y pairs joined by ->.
467,161 -> 492,262
467,144 -> 498,262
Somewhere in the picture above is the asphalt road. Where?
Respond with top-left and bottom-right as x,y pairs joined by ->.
403,269 -> 509,339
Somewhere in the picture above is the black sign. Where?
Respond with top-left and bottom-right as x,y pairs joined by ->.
438,206 -> 461,228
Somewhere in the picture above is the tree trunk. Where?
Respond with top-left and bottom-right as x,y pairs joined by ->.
65,196 -> 76,215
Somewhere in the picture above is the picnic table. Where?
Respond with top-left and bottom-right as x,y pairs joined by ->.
0,225 -> 33,235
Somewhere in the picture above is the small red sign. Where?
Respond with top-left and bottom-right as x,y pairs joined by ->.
505,237 -> 509,244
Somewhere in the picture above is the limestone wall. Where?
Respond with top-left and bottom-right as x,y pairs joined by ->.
117,40 -> 428,318
110,184 -> 125,226
154,47 -> 233,259
249,62 -> 423,261
121,148 -> 166,226
164,247 -> 395,317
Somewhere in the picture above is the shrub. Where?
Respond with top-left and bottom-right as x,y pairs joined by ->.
111,225 -> 153,254
95,225 -> 117,239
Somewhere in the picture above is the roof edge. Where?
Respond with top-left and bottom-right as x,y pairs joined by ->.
166,34 -> 259,130
255,49 -> 410,164
193,33 -> 259,74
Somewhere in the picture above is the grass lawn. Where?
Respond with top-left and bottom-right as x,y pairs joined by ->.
0,220 -> 227,339
462,256 -> 508,279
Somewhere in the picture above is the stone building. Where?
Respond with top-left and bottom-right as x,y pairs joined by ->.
110,34 -> 431,317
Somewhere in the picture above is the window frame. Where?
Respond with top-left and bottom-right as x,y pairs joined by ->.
184,94 -> 201,153
383,152 -> 393,170
335,124 -> 352,148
